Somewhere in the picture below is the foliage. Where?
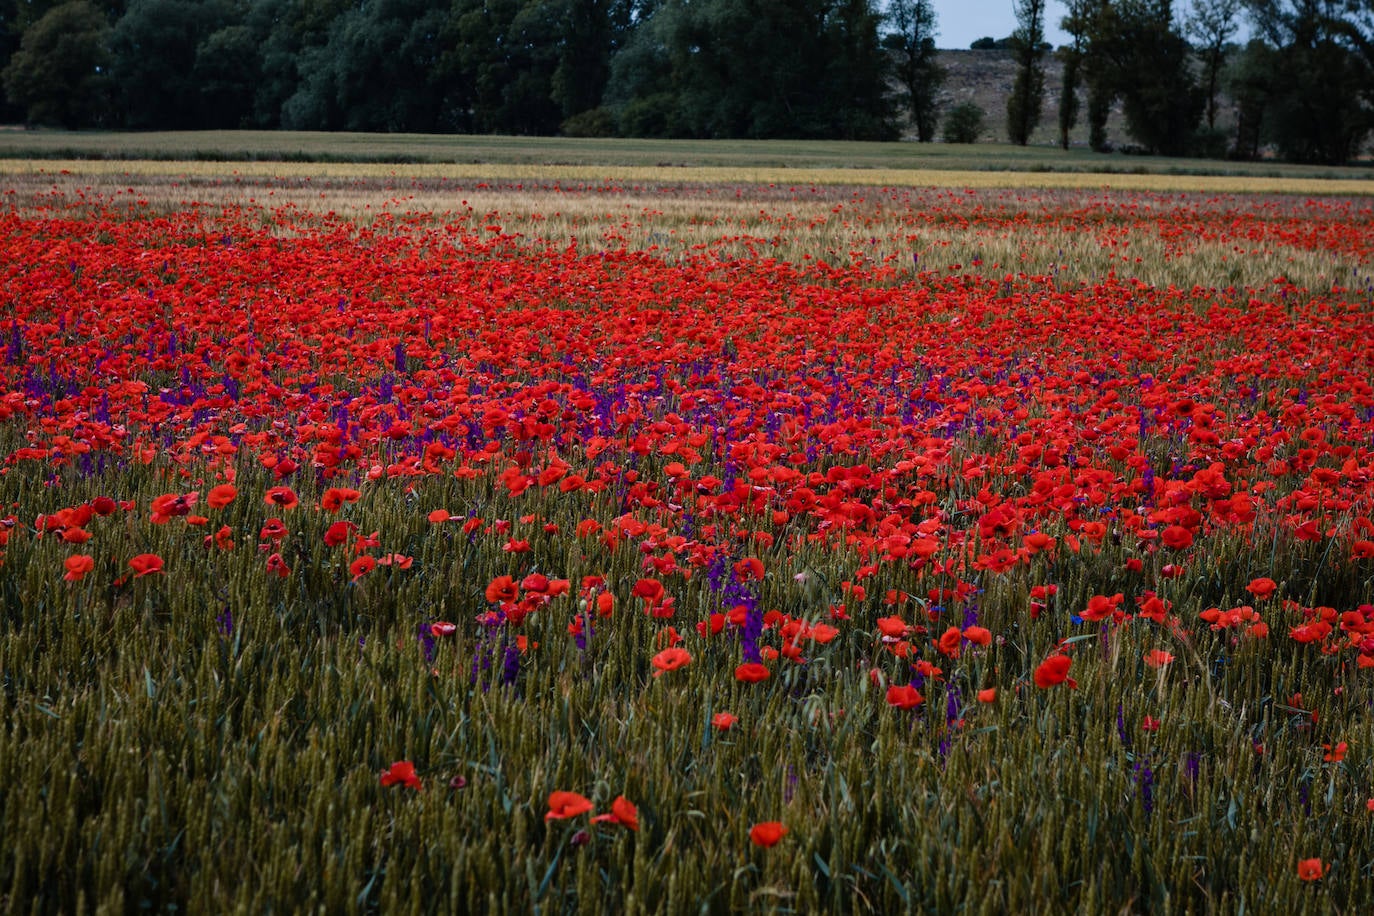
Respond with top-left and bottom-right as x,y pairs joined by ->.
1081,0 -> 1204,157
942,101 -> 985,143
0,0 -> 1372,157
1,0 -> 110,127
1186,0 -> 1241,131
1057,0 -> 1093,150
883,0 -> 944,141
1005,0 -> 1046,146
1239,0 -> 1374,165
281,0 -> 460,132
108,0 -> 243,129
605,0 -> 896,140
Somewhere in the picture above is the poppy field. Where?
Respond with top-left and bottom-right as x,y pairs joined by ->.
2,171 -> 1374,912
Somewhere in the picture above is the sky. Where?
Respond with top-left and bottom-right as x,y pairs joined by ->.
931,0 -> 1073,50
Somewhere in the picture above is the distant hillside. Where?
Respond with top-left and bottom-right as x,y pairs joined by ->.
922,49 -> 1145,148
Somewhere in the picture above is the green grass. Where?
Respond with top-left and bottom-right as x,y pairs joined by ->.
1,129 -> 1373,181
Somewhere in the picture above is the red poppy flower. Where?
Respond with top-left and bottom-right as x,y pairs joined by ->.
321,487 -> 361,512
63,554 -> 95,581
1245,577 -> 1278,600
886,684 -> 924,709
808,623 -> 839,644
962,625 -> 992,646
632,577 -> 665,604
206,485 -> 237,510
1081,593 -> 1124,622
1144,649 -> 1175,668
485,575 -> 518,604
1290,621 -> 1332,643
712,712 -> 738,730
129,553 -> 163,577
349,556 -> 376,581
323,520 -> 358,547
1323,741 -> 1347,763
914,660 -> 942,680
651,647 -> 692,676
380,760 -> 422,790
150,492 -> 198,524
266,553 -> 290,578
259,519 -> 288,542
545,791 -> 594,821
936,625 -> 963,658
263,486 -> 299,510
1160,525 -> 1193,550
1296,858 -> 1327,881
1034,654 -> 1074,688
876,616 -> 909,638
734,557 -> 765,581
1136,594 -> 1170,623
594,592 -> 614,617
508,575 -> 544,600
976,688 -> 997,703
431,621 -> 456,637
735,662 -> 770,683
749,821 -> 788,847
591,795 -> 639,831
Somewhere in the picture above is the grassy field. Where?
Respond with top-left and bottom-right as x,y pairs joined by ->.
2,129 -> 1374,182
4,162 -> 1370,292
1,148 -> 1373,913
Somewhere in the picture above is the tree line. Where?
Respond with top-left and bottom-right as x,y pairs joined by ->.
0,0 -> 1370,163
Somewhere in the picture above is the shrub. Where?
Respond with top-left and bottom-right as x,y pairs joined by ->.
560,108 -> 618,138
943,101 -> 985,143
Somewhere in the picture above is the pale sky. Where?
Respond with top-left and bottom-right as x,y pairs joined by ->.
931,0 -> 1073,50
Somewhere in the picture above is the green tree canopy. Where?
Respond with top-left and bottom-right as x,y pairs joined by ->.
1006,0 -> 1046,145
1082,0 -> 1204,156
108,0 -> 237,128
606,0 -> 895,139
2,0 -> 111,126
1241,0 -> 1373,163
884,0 -> 944,141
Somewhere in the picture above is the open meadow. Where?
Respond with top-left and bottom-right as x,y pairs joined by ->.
2,139 -> 1373,913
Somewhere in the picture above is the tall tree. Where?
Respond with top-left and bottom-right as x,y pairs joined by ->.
1242,0 -> 1373,163
1006,0 -> 1046,145
192,24 -> 260,128
884,0 -> 944,141
605,0 -> 895,139
550,0 -> 635,124
108,0 -> 237,128
1081,0 -> 1203,154
2,0 -> 111,126
1186,0 -> 1239,130
1057,0 -> 1093,148
0,0 -> 25,120
282,0 -> 456,131
822,0 -> 896,139
443,0 -> 566,135
1223,37 -> 1273,159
